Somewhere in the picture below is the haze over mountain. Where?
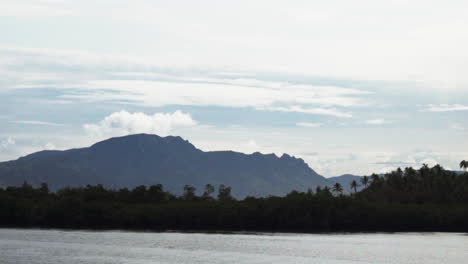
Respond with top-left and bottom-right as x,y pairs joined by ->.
0,134 -> 331,197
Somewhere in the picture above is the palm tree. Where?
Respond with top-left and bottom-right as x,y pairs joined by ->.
370,173 -> 380,183
460,160 -> 467,171
322,186 -> 332,196
332,182 -> 343,195
350,180 -> 359,193
360,176 -> 369,188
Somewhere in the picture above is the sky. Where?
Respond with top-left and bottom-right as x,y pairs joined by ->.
1,0 -> 467,177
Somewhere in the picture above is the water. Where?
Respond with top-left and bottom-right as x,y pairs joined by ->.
0,229 -> 466,264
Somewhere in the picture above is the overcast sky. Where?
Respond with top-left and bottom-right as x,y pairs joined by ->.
1,0 -> 467,176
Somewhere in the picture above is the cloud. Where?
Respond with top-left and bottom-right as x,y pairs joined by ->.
296,122 -> 323,128
0,137 -> 15,149
14,120 -> 64,126
84,110 -> 198,139
451,123 -> 465,131
420,158 -> 439,167
241,140 -> 262,154
375,157 -> 439,169
64,80 -> 365,110
301,152 -> 319,156
0,46 -> 367,117
1,0 -> 76,17
374,161 -> 415,166
44,142 -> 56,150
422,104 -> 468,112
3,0 -> 468,89
262,106 -> 352,118
379,166 -> 398,174
372,150 -> 463,171
364,119 -> 388,125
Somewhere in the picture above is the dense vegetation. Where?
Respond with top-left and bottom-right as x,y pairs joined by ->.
1,164 -> 468,232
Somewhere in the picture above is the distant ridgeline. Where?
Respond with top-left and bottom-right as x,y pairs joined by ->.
1,165 -> 468,232
0,134 -> 331,198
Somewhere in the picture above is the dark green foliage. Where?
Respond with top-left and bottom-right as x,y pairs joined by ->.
1,165 -> 468,232
183,185 -> 197,200
202,184 -> 215,199
217,184 -> 234,201
332,183 -> 343,195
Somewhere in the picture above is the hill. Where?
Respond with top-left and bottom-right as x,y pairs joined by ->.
0,134 -> 330,197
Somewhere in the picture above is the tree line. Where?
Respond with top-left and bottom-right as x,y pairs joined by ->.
0,163 -> 467,232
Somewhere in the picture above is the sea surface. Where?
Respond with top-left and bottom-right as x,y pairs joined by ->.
0,228 -> 467,264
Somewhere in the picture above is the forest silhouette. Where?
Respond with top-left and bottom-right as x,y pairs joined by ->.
1,163 -> 467,232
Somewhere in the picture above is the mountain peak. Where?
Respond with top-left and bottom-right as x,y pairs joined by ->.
90,134 -> 197,151
0,134 -> 330,197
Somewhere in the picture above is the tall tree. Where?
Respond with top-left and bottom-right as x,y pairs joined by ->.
370,173 -> 380,184
217,184 -> 233,201
39,183 -> 49,194
183,185 -> 197,200
350,180 -> 359,193
332,182 -> 343,195
360,176 -> 369,188
315,186 -> 322,193
148,184 -> 165,201
460,160 -> 467,171
202,184 -> 215,199
322,186 -> 332,196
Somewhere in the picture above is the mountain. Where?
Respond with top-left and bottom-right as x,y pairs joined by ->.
328,174 -> 364,193
0,134 -> 331,197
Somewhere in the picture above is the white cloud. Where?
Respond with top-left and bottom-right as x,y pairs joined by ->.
420,158 -> 439,167
14,120 -> 64,126
0,137 -> 15,149
364,119 -> 388,125
373,150 -> 463,171
44,142 -> 56,150
0,0 -> 76,17
2,0 -> 468,90
0,46 -> 368,116
296,122 -> 323,128
66,79 -> 365,110
241,140 -> 262,154
84,110 -> 198,139
379,166 -> 398,174
451,123 -> 465,130
262,106 -> 352,118
422,104 -> 468,112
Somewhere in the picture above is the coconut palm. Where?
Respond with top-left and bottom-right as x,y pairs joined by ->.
332,182 -> 343,195
360,176 -> 369,188
350,180 -> 359,193
370,173 -> 380,183
460,160 -> 467,171
322,186 -> 332,196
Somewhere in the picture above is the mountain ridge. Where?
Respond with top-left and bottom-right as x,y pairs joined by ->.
0,133 -> 330,197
